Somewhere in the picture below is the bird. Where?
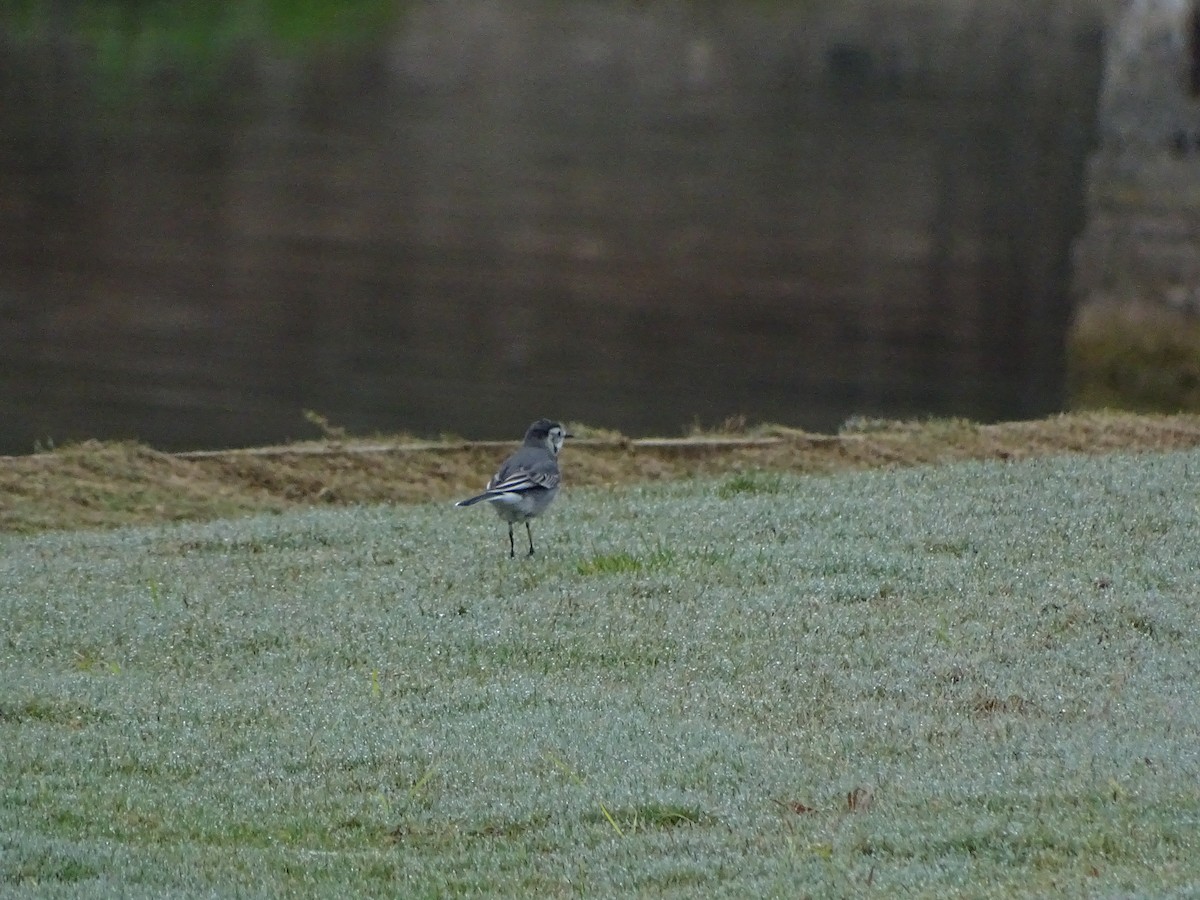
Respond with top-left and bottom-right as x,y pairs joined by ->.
455,419 -> 573,558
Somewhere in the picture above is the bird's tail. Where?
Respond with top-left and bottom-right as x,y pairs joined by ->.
455,493 -> 491,507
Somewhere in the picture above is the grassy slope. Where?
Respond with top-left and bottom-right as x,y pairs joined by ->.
2,443 -> 1198,896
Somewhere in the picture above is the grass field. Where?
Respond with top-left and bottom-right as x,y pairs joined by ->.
2,446 -> 1199,896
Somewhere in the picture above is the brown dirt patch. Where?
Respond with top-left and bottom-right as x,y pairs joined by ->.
2,411 -> 1199,534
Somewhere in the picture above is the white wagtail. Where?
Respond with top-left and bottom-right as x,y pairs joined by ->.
455,419 -> 572,558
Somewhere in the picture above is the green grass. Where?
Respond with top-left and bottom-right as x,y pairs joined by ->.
1068,304 -> 1200,414
4,0 -> 403,106
717,470 -> 786,499
577,544 -> 675,576
2,450 -> 1199,896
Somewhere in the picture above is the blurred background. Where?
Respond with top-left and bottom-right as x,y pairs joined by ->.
4,0 -> 1192,454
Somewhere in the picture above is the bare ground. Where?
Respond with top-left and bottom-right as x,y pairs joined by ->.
3,411 -> 1199,534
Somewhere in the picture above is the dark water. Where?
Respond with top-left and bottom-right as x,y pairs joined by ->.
0,4 -> 1104,452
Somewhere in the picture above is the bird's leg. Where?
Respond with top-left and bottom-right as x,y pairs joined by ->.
526,522 -> 535,556
508,523 -> 516,559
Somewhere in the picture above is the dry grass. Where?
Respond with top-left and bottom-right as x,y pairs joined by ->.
3,411 -> 1200,534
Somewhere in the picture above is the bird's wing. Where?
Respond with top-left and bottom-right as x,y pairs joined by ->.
486,466 -> 559,494
486,449 -> 560,493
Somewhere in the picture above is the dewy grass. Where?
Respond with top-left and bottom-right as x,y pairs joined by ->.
2,450 -> 1199,896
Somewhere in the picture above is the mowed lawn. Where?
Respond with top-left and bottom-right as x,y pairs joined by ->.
2,450 -> 1198,897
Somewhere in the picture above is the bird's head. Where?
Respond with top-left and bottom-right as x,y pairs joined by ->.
525,419 -> 572,456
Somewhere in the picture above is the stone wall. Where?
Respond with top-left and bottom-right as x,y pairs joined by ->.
1075,0 -> 1200,312
1070,0 -> 1200,411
